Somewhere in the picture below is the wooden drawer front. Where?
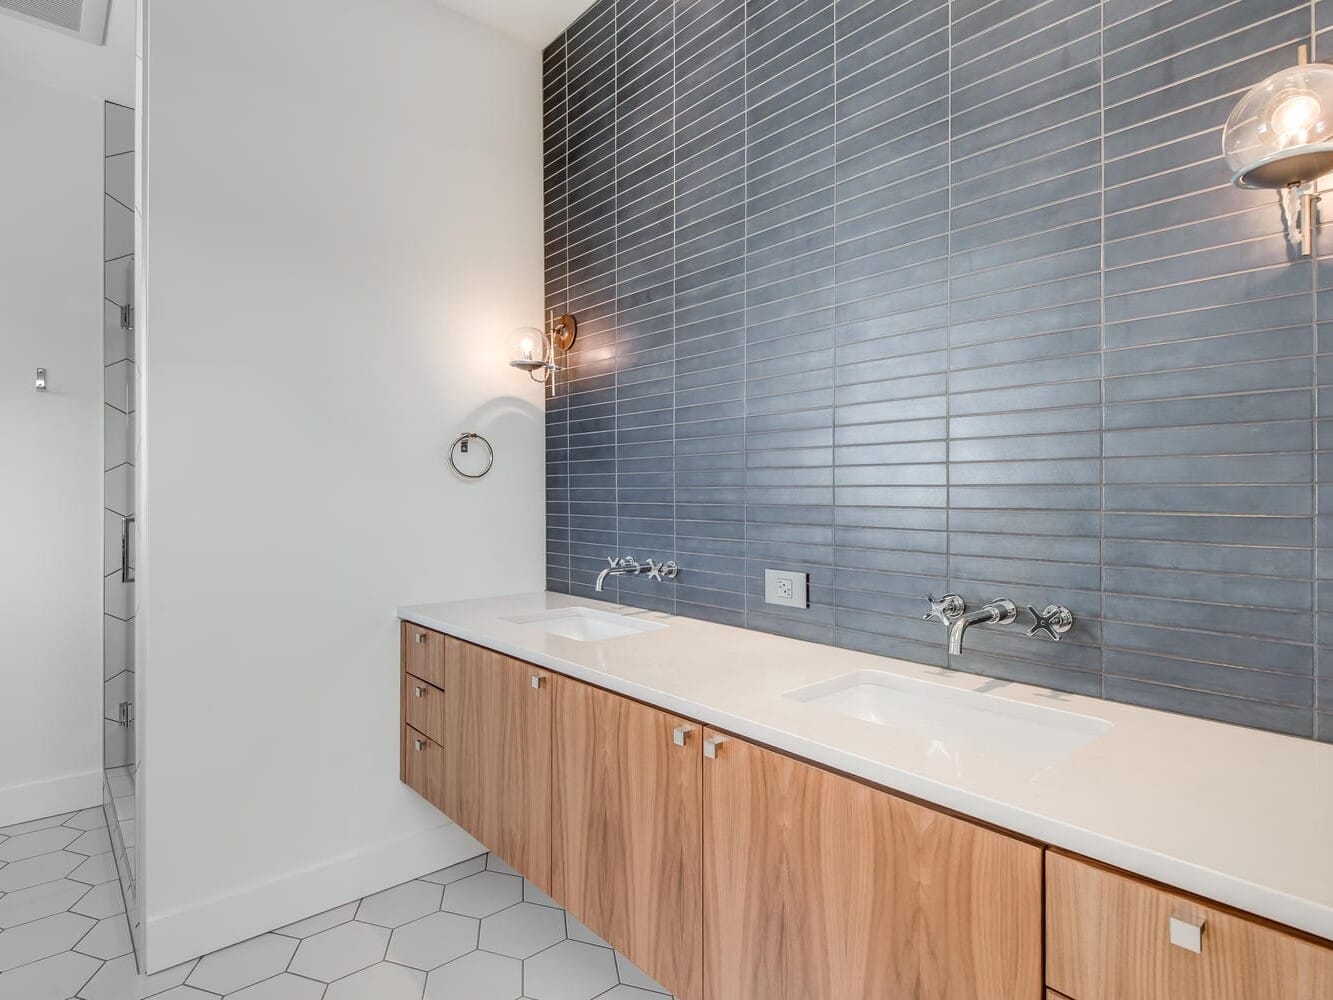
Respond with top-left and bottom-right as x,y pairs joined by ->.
1046,853 -> 1333,1000
403,725 -> 445,810
404,674 -> 445,745
401,621 -> 446,688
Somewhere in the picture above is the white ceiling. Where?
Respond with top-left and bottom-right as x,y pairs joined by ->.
0,0 -> 134,105
434,0 -> 592,49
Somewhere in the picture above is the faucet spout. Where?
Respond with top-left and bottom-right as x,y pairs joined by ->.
947,599 -> 1017,656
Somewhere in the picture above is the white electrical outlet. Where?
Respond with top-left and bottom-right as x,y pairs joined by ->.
764,568 -> 808,609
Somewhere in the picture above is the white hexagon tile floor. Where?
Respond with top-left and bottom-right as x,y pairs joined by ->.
0,808 -> 675,1000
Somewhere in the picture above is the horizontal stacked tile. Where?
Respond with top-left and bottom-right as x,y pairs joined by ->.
742,0 -> 839,644
563,0 -> 620,601
612,0 -> 677,612
1101,0 -> 1315,737
1319,0 -> 1333,742
833,0 -> 951,667
545,35 -> 572,593
544,0 -> 1332,740
947,0 -> 1104,693
672,0 -> 749,625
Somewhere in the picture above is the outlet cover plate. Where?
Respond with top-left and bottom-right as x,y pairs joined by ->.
764,568 -> 809,609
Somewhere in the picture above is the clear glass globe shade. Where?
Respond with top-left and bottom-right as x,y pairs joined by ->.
1224,63 -> 1333,188
510,327 -> 548,372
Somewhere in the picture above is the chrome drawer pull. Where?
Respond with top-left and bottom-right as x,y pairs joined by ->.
703,735 -> 727,760
413,738 -> 425,752
531,675 -> 543,690
414,686 -> 425,698
1169,911 -> 1205,954
672,725 -> 694,747
414,632 -> 428,644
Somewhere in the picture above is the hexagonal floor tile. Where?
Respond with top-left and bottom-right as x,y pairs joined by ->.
71,882 -> 125,920
479,901 -> 565,959
523,940 -> 618,1000
0,950 -> 100,1000
0,826 -> 79,862
74,915 -> 133,960
595,988 -> 671,1000
419,855 -> 485,885
78,952 -> 137,1000
355,879 -> 442,927
0,911 -> 94,972
0,813 -> 75,838
324,961 -> 425,1000
0,880 -> 89,928
288,920 -> 389,982
275,900 -> 357,938
441,871 -> 521,918
0,850 -> 83,891
63,809 -> 107,832
186,933 -> 297,994
424,950 -> 521,1000
386,910 -> 477,970
67,829 -> 113,857
68,853 -> 118,886
563,912 -> 609,948
615,953 -> 669,992
227,972 -> 326,999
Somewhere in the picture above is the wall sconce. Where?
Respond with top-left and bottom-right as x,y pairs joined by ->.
510,312 -> 576,394
1225,45 -> 1333,256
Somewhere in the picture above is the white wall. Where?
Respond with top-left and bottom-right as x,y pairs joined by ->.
139,0 -> 546,970
0,74 -> 105,825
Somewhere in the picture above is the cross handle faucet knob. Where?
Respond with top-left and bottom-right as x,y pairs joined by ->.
923,593 -> 966,625
1026,604 -> 1074,641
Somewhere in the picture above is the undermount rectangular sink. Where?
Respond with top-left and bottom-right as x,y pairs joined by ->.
787,670 -> 1110,766
504,606 -> 667,642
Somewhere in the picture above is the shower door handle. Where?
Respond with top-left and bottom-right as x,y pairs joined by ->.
120,515 -> 136,583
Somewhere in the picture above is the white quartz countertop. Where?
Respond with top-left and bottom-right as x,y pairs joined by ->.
398,592 -> 1333,942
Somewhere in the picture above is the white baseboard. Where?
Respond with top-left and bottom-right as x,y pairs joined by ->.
0,769 -> 103,828
142,821 -> 486,973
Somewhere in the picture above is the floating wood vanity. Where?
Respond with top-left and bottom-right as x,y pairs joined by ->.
400,620 -> 1333,1000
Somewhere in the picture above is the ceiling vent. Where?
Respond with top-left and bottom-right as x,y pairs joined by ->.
0,0 -> 111,44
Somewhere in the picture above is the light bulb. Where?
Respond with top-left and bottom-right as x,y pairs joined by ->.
520,338 -> 535,362
1270,92 -> 1321,146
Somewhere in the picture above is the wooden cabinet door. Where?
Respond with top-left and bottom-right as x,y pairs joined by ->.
702,730 -> 1042,1000
1046,852 -> 1333,1000
403,725 -> 446,810
443,638 -> 553,891
552,680 -> 703,1000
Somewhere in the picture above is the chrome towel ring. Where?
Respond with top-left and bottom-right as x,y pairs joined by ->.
448,432 -> 494,479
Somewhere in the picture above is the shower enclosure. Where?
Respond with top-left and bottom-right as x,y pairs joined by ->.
102,99 -> 140,953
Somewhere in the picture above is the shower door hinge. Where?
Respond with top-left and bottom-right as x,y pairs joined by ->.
117,701 -> 134,727
119,304 -> 134,332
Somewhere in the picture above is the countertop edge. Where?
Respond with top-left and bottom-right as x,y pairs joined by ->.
397,603 -> 1333,944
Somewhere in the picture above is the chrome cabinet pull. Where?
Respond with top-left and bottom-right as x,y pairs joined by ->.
413,738 -> 425,752
672,725 -> 694,747
531,675 -> 543,690
703,735 -> 727,760
1169,910 -> 1205,954
414,632 -> 428,645
413,686 -> 425,698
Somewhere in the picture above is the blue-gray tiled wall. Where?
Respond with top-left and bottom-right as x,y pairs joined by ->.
543,0 -> 1333,741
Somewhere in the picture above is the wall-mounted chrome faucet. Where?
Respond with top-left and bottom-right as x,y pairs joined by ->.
595,555 -> 679,592
922,593 -> 1075,656
947,599 -> 1017,656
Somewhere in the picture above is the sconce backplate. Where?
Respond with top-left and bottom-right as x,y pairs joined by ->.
554,314 -> 577,352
